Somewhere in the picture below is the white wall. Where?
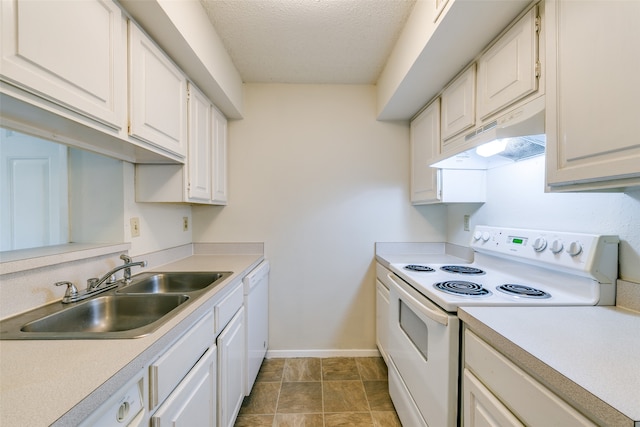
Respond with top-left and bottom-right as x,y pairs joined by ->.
193,83 -> 447,354
447,156 -> 640,283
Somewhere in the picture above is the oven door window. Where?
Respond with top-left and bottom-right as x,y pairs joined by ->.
399,300 -> 428,361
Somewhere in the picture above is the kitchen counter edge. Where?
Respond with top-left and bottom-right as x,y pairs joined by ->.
459,306 -> 640,427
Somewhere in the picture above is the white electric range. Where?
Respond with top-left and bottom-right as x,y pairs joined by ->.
383,225 -> 619,427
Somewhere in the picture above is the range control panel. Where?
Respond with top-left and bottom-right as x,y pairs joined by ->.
470,225 -> 619,283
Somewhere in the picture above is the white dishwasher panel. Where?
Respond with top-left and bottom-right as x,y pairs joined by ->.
243,260 -> 269,395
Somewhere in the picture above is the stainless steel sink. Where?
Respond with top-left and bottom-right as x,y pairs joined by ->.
116,272 -> 231,294
21,294 -> 189,334
0,271 -> 233,340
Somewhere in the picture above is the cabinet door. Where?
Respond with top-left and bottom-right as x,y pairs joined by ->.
476,7 -> 539,121
211,107 -> 229,205
218,307 -> 245,427
152,345 -> 217,427
0,0 -> 124,129
129,21 -> 187,158
545,0 -> 640,190
411,98 -> 441,204
441,65 -> 476,143
463,369 -> 524,427
187,83 -> 213,202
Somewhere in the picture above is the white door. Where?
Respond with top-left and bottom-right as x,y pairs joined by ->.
411,98 -> 441,204
211,107 -> 228,204
187,83 -> 213,202
218,307 -> 245,427
0,129 -> 68,251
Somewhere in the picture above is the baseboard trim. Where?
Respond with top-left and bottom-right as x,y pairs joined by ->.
266,349 -> 381,358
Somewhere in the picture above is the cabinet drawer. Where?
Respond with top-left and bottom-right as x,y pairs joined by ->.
464,330 -> 595,426
215,281 -> 243,334
150,312 -> 214,409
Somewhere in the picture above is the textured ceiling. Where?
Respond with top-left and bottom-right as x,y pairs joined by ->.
199,0 -> 416,84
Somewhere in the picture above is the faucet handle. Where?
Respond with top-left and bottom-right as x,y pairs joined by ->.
55,281 -> 78,299
120,254 -> 132,263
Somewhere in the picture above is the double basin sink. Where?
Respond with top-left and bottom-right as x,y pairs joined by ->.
0,271 -> 232,339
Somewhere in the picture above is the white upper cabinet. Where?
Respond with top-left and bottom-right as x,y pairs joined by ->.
211,107 -> 229,205
135,82 -> 228,205
440,64 -> 476,144
545,0 -> 640,191
411,98 -> 486,205
476,7 -> 539,121
0,0 -> 125,129
411,99 -> 441,204
128,21 -> 187,159
188,83 -> 213,202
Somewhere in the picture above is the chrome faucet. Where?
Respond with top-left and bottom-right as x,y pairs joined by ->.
56,254 -> 147,303
87,254 -> 148,291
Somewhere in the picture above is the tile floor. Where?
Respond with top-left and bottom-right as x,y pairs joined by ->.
234,357 -> 402,427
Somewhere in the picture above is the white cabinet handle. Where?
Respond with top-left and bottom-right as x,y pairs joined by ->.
387,274 -> 449,326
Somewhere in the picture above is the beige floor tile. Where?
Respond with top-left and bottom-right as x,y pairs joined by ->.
325,412 -> 374,426
323,380 -> 369,413
274,413 -> 324,427
283,358 -> 322,381
322,357 -> 360,380
239,382 -> 281,415
234,414 -> 274,427
356,357 -> 388,380
363,380 -> 394,411
257,358 -> 286,382
371,411 -> 402,427
237,357 -> 400,427
277,382 -> 323,413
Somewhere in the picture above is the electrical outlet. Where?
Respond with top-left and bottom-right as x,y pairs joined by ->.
183,217 -> 189,231
130,217 -> 140,237
464,215 -> 470,231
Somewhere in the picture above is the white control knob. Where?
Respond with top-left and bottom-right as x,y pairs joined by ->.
532,237 -> 547,252
473,231 -> 482,241
550,239 -> 564,254
481,231 -> 491,242
566,241 -> 583,257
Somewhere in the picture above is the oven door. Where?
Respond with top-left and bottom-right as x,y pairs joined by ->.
387,272 -> 459,427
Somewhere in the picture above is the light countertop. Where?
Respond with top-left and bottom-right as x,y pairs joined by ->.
460,305 -> 640,426
0,253 -> 263,427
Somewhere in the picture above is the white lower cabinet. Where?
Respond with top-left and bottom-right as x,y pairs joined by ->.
375,278 -> 390,363
217,306 -> 246,427
149,313 -> 214,410
151,345 -> 217,427
463,329 -> 596,426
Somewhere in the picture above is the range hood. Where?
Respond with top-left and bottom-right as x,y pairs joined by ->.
431,96 -> 546,170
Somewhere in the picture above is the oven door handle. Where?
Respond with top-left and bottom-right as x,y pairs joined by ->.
387,274 -> 449,326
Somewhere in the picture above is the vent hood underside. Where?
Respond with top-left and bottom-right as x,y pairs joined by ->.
431,95 -> 546,170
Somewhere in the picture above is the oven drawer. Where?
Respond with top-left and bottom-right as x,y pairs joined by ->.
464,330 -> 596,426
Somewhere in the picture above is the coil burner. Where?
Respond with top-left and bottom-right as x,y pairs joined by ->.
404,264 -> 435,272
440,265 -> 485,275
497,284 -> 551,299
434,280 -> 492,297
